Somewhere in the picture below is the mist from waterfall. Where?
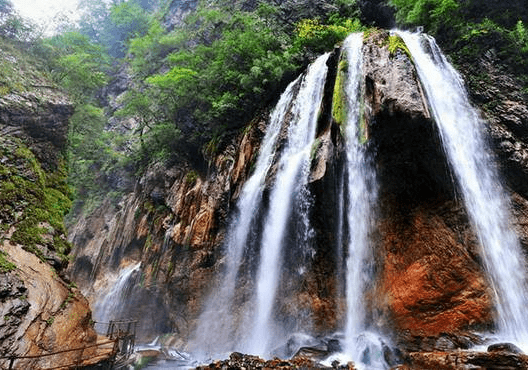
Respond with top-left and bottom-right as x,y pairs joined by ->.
400,31 -> 528,346
93,262 -> 141,325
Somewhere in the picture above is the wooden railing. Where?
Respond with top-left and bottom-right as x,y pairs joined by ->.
0,320 -> 138,370
0,339 -> 118,370
98,319 -> 138,357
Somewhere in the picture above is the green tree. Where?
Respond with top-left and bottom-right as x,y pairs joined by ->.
34,32 -> 109,101
121,7 -> 302,165
79,0 -> 151,57
0,0 -> 39,42
67,104 -> 107,201
390,0 -> 459,32
107,0 -> 151,57
294,17 -> 363,53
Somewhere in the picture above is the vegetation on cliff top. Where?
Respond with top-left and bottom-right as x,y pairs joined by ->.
1,0 -> 527,220
3,0 -> 363,215
389,0 -> 528,77
121,0 -> 362,170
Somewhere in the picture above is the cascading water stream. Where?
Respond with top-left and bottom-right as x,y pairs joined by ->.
399,31 -> 528,345
93,262 -> 141,325
190,76 -> 300,357
245,53 -> 330,356
338,33 -> 384,369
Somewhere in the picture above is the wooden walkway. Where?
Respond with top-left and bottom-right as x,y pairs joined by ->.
0,320 -> 138,370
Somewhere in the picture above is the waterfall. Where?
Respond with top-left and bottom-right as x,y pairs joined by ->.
93,262 -> 141,325
191,53 -> 330,359
189,75 -> 300,358
245,52 -> 330,356
337,33 -> 384,369
399,31 -> 528,345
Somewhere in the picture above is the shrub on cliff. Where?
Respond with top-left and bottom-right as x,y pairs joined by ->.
389,0 -> 528,78
122,2 -> 365,168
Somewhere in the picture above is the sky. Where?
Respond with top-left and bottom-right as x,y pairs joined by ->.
11,0 -> 82,34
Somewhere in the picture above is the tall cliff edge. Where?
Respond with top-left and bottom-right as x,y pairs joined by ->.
0,40 -> 102,369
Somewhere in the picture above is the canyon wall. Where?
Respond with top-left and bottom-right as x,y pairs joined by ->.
67,31 -> 528,357
0,82 -> 101,368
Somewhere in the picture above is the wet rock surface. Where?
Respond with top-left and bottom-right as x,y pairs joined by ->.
68,114 -> 267,340
374,203 -> 493,347
193,352 -> 355,370
0,78 -> 105,366
361,31 -> 494,350
0,243 -> 98,369
459,47 -> 528,202
0,273 -> 29,349
400,348 -> 528,370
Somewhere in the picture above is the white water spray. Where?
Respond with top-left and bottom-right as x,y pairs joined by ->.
190,76 -> 300,357
93,262 -> 141,324
245,53 -> 331,356
338,33 -> 385,369
399,31 -> 528,346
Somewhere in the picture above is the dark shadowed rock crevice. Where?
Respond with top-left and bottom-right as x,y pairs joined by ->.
0,90 -> 72,171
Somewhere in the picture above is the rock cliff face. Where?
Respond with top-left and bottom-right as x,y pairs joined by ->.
0,89 -> 72,171
0,75 -> 100,366
69,112 -> 266,340
361,32 -> 495,349
68,30 -> 528,363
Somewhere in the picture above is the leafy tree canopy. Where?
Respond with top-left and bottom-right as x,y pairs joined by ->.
389,0 -> 528,75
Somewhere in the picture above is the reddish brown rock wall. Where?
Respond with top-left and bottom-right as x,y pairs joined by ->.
374,205 -> 493,341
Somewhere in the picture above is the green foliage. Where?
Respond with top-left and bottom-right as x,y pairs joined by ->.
310,138 -> 322,161
0,0 -> 39,43
66,103 -> 132,213
67,104 -> 106,200
146,67 -> 197,91
333,49 -> 369,143
0,251 -> 16,273
123,6 -> 302,166
33,32 -> 110,102
456,18 -> 528,72
128,19 -> 183,77
0,137 -> 72,262
391,0 -> 528,84
107,1 -> 151,57
134,355 -> 155,370
513,20 -> 528,52
294,17 -> 364,53
185,170 -> 199,185
78,0 -> 152,58
0,37 -> 55,96
386,34 -> 410,58
390,0 -> 460,32
332,60 -> 348,127
140,122 -> 182,164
